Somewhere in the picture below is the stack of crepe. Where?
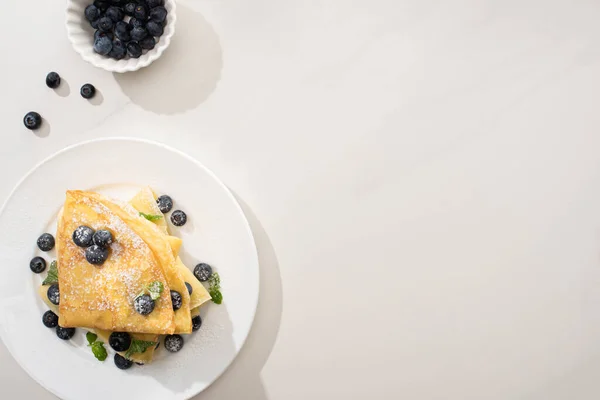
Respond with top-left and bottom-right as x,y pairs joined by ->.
38,187 -> 211,363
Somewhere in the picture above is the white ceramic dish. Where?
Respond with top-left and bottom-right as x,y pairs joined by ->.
0,138 -> 259,400
66,0 -> 176,72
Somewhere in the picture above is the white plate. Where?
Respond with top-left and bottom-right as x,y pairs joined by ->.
0,138 -> 259,400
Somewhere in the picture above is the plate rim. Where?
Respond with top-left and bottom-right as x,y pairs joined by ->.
0,137 -> 259,400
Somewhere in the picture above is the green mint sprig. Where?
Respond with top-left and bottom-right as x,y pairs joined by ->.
208,273 -> 223,304
139,212 -> 163,221
125,339 -> 157,358
42,261 -> 58,285
135,281 -> 164,301
86,331 -> 107,361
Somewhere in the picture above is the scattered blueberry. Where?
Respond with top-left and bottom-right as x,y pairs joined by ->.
94,33 -> 113,55
114,21 -> 131,41
170,290 -> 182,311
193,263 -> 212,282
128,17 -> 144,29
94,0 -> 110,11
93,229 -> 113,247
23,112 -> 42,130
85,244 -> 109,265
133,4 -> 147,20
37,233 -> 55,251
30,257 -> 46,274
127,41 -> 143,58
140,36 -> 155,50
109,332 -> 132,352
146,0 -> 163,9
134,294 -> 155,315
156,195 -> 173,213
97,16 -> 114,32
109,39 -> 127,60
85,4 -> 101,22
192,315 -> 202,332
42,310 -> 59,328
114,353 -> 133,370
170,210 -> 187,227
185,282 -> 192,295
56,326 -> 76,340
146,20 -> 163,37
149,6 -> 167,23
124,2 -> 136,16
73,226 -> 94,247
47,284 -> 60,306
130,26 -> 147,41
80,83 -> 96,99
105,6 -> 123,22
164,334 -> 184,353
46,72 -> 61,89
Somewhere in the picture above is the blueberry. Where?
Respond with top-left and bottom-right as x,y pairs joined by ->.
109,39 -> 127,60
127,41 -> 143,58
30,257 -> 46,273
94,34 -> 113,55
97,16 -> 114,32
170,210 -> 187,226
128,17 -> 144,29
114,353 -> 133,370
146,0 -> 163,8
45,72 -> 61,89
170,290 -> 182,311
185,282 -> 192,295
94,30 -> 113,41
146,20 -> 164,37
130,26 -> 147,41
72,226 -> 94,247
42,310 -> 59,328
56,326 -> 76,340
37,233 -> 55,251
90,18 -> 100,29
47,284 -> 60,306
164,334 -> 184,353
193,263 -> 212,282
85,4 -> 101,22
156,195 -> 173,213
85,245 -> 109,265
93,229 -> 113,247
140,36 -> 155,50
109,332 -> 132,352
149,6 -> 167,24
133,4 -> 147,20
124,2 -> 136,16
105,6 -> 123,22
192,315 -> 202,332
114,21 -> 131,41
23,112 -> 42,130
93,0 -> 110,11
80,83 -> 96,99
134,294 -> 155,315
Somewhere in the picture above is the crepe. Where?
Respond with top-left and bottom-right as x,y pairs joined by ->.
57,191 -> 176,335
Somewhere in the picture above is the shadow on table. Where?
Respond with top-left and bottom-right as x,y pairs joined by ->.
113,4 -> 223,115
197,195 -> 283,400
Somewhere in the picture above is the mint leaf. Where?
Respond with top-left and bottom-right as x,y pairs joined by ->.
42,261 -> 58,285
91,341 -> 108,361
86,332 -> 98,345
147,281 -> 164,301
125,339 -> 157,359
139,212 -> 163,221
208,272 -> 223,304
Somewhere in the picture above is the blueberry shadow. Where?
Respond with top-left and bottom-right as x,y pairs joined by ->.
197,194 -> 283,400
54,79 -> 71,98
33,119 -> 51,138
89,90 -> 104,106
113,4 -> 223,115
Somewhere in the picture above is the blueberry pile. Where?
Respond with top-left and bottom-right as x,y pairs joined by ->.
73,226 -> 114,266
85,0 -> 168,60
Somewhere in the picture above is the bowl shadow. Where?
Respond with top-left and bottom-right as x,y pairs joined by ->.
113,4 -> 223,115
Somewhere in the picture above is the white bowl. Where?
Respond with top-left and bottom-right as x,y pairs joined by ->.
66,0 -> 176,73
